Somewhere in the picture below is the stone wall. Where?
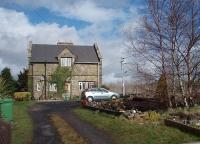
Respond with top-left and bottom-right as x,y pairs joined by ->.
71,63 -> 102,96
71,75 -> 99,96
73,63 -> 99,75
57,48 -> 75,61
31,63 -> 58,99
99,61 -> 102,86
32,63 -> 58,75
30,62 -> 102,99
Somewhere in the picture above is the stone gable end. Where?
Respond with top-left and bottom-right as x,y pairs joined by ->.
57,48 -> 75,59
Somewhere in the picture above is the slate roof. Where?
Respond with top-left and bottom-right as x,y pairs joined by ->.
30,44 -> 99,63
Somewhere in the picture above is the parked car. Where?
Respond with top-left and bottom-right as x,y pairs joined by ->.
81,88 -> 120,102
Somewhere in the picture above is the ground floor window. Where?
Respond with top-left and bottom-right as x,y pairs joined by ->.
79,81 -> 95,91
49,83 -> 57,92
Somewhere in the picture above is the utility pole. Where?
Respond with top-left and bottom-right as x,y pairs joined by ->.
121,57 -> 125,96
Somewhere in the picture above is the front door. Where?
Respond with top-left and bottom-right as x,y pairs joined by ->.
64,83 -> 71,97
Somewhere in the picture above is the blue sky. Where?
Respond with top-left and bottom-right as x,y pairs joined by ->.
2,3 -> 91,29
0,0 -> 145,82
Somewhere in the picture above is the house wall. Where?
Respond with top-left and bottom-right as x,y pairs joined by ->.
71,75 -> 98,96
73,63 -> 98,76
99,61 -> 103,86
29,62 -> 102,99
31,63 -> 58,99
32,63 -> 58,75
71,63 -> 102,96
57,48 -> 75,61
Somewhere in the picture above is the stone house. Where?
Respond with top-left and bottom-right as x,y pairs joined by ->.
28,42 -> 102,99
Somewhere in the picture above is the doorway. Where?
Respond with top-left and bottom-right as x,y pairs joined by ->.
64,83 -> 71,97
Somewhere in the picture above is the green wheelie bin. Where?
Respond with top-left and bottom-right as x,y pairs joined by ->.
62,93 -> 70,101
0,98 -> 13,122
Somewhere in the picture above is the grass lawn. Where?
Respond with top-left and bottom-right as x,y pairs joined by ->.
74,108 -> 200,144
12,101 -> 35,144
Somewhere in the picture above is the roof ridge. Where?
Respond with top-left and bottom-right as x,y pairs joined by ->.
32,43 -> 93,47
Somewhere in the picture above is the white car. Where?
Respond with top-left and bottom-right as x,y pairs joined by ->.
81,88 -> 120,102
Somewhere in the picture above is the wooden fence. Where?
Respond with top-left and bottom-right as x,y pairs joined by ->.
164,119 -> 200,137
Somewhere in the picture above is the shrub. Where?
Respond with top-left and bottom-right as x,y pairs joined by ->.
156,74 -> 168,102
51,66 -> 71,95
0,77 -> 9,98
28,77 -> 33,96
14,92 -> 31,101
145,111 -> 161,122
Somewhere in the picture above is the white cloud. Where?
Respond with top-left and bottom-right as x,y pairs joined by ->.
60,1 -> 125,23
31,23 -> 79,43
0,0 -> 141,82
0,7 -> 79,77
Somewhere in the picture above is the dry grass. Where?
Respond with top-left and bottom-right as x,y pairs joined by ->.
50,113 -> 87,144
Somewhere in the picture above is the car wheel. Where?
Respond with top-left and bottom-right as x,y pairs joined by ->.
87,96 -> 94,102
111,95 -> 117,100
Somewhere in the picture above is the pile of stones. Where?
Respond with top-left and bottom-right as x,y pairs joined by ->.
122,109 -> 148,120
87,99 -> 126,112
86,99 -> 150,120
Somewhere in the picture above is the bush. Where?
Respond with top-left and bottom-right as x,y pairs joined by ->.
0,77 -> 9,98
156,74 -> 168,102
145,111 -> 161,122
14,92 -> 31,101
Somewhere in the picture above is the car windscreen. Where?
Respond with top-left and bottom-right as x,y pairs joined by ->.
99,88 -> 109,93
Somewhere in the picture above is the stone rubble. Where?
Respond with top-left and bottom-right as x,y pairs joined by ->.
84,99 -> 148,120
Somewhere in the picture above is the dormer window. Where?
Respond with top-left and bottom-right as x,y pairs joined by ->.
61,57 -> 72,67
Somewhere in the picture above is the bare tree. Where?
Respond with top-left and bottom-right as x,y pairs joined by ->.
166,0 -> 187,99
182,0 -> 200,98
162,0 -> 200,104
125,0 -> 200,106
126,0 -> 172,106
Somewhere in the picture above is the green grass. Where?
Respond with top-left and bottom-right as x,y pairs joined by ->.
74,108 -> 200,144
12,101 -> 35,144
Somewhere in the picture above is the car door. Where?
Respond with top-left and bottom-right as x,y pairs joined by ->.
90,88 -> 101,100
99,88 -> 110,100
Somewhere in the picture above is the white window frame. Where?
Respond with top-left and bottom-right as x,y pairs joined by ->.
36,82 -> 41,91
49,83 -> 57,92
79,82 -> 83,91
79,81 -> 95,91
61,57 -> 72,67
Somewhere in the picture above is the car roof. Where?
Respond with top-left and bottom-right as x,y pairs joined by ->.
88,88 -> 108,91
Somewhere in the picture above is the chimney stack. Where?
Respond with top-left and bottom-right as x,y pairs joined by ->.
28,41 -> 32,63
57,41 -> 73,45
